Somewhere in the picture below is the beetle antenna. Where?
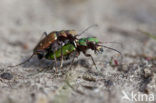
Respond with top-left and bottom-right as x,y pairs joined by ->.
101,45 -> 123,63
101,45 -> 122,56
8,54 -> 34,67
77,24 -> 98,36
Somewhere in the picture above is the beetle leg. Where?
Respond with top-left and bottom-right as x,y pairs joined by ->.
43,32 -> 48,36
69,52 -> 79,70
60,45 -> 64,68
69,55 -> 76,70
39,32 -> 48,41
83,52 -> 98,70
54,54 -> 58,73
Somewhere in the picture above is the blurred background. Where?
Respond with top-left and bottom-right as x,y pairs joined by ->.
0,0 -> 156,103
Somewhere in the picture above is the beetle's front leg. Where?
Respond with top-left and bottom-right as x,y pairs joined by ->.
83,52 -> 97,70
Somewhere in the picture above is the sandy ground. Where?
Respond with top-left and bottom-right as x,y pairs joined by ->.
0,0 -> 156,103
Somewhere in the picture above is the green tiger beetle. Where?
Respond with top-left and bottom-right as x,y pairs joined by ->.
45,37 -> 122,70
9,25 -> 98,69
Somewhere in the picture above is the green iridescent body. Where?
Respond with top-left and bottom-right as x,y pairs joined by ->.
45,43 -> 76,60
78,37 -> 99,46
45,37 -> 101,60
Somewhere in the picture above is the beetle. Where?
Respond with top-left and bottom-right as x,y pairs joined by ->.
9,30 -> 77,68
9,25 -> 97,67
45,37 -> 122,69
34,24 -> 97,59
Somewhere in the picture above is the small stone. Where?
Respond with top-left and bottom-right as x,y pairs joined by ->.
144,68 -> 152,78
0,72 -> 13,80
105,80 -> 113,87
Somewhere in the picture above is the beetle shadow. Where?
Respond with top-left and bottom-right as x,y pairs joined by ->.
62,58 -> 91,69
20,56 -> 53,68
19,55 -> 91,73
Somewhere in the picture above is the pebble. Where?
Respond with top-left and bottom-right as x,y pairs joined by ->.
0,72 -> 13,80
